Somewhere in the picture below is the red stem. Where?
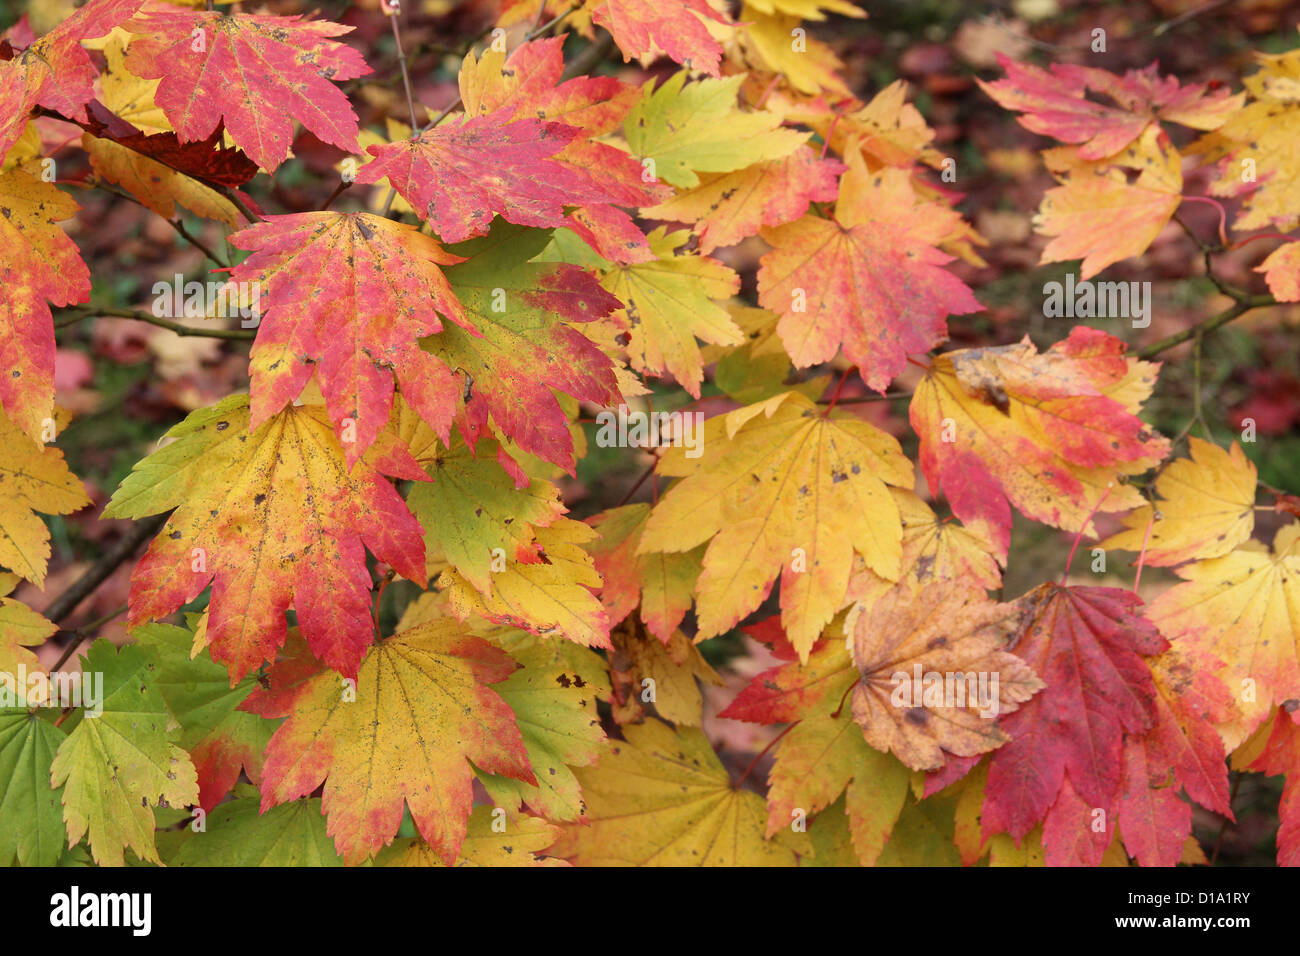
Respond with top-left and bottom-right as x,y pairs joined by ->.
1180,195 -> 1228,247
1132,510 -> 1157,594
822,366 -> 856,416
736,722 -> 800,788
1061,484 -> 1114,585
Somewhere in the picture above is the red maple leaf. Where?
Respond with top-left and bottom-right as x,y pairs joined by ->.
758,145 -> 981,392
979,53 -> 1243,160
1250,706 -> 1300,866
357,109 -> 608,244
124,3 -> 371,171
0,0 -> 142,159
228,211 -> 472,465
981,585 -> 1167,862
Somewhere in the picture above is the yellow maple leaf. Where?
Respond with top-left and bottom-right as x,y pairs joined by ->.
442,517 -> 611,649
640,391 -> 912,660
0,573 -> 56,702
1101,438 -> 1257,566
597,227 -> 743,396
732,5 -> 852,97
1146,523 -> 1300,748
257,617 -> 535,865
0,409 -> 91,587
553,718 -> 800,865
845,488 -> 1003,617
1035,127 -> 1183,279
1190,40 -> 1300,231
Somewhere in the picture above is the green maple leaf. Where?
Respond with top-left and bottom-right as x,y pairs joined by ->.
0,708 -> 66,866
49,639 -> 199,867
173,790 -> 340,867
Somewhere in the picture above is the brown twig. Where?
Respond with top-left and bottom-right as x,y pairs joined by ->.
55,305 -> 256,340
1135,295 -> 1275,360
42,513 -> 170,626
50,604 -> 129,672
385,0 -> 420,130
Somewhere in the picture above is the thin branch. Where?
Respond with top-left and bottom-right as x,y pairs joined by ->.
218,186 -> 260,223
322,179 -> 351,211
55,305 -> 257,339
171,217 -> 229,268
561,31 -> 615,81
816,391 -> 912,406
1135,295 -> 1275,360
78,178 -> 231,266
50,604 -> 128,672
385,0 -> 420,130
42,513 -> 170,626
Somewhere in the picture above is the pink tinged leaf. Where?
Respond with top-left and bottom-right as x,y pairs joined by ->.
357,111 -> 603,243
124,7 -> 371,171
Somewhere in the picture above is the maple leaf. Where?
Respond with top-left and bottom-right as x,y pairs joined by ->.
586,503 -> 702,643
49,639 -> 199,867
850,582 -> 1043,772
734,5 -> 852,98
1101,438 -> 1257,566
443,517 -> 611,649
81,38 -> 251,225
1146,523 -> 1300,747
173,790 -> 340,866
256,617 -> 533,865
585,0 -> 730,77
458,35 -> 666,263
0,0 -> 142,159
1034,127 -> 1183,279
356,109 -> 605,244
553,718 -> 800,865
642,145 -> 843,254
473,628 -> 609,822
378,808 -> 564,867
979,54 -> 1243,160
595,227 -> 743,397
403,426 -> 564,593
0,706 -> 65,866
227,210 -> 471,464
0,407 -> 91,587
1118,646 -> 1233,867
607,620 -> 721,726
979,585 -> 1167,863
103,395 -> 428,683
0,167 -> 92,441
844,488 -> 1003,616
910,326 -> 1169,556
639,391 -> 913,660
757,144 -> 981,392
718,622 -> 914,865
1248,707 -> 1300,866
134,621 -> 275,812
429,223 -> 622,474
1188,46 -> 1300,231
624,71 -> 806,189
0,574 -> 56,691
84,131 -> 247,225
1256,242 -> 1300,302
123,2 -> 371,171
783,81 -> 946,172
